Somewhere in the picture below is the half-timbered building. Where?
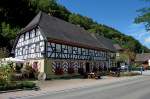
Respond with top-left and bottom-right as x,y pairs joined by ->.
13,12 -> 116,78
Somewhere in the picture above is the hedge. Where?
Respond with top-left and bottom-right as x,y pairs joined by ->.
0,81 -> 36,91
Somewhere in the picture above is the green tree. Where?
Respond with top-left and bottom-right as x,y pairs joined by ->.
69,13 -> 94,29
0,0 -> 149,56
30,0 -> 71,21
0,0 -> 71,53
135,0 -> 150,31
0,22 -> 19,39
88,24 -> 105,36
0,48 -> 9,58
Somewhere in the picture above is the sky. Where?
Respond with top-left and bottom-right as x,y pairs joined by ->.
57,0 -> 150,48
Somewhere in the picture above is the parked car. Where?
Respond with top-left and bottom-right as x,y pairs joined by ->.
132,66 -> 144,71
120,65 -> 128,71
137,66 -> 145,71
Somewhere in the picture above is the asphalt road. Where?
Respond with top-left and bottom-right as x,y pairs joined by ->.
22,76 -> 150,99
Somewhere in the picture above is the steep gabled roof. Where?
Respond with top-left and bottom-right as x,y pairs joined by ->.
135,53 -> 150,62
91,34 -> 116,52
19,11 -> 116,52
113,44 -> 123,51
20,11 -> 42,34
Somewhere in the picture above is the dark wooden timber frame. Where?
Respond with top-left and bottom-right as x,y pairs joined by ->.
46,41 -> 108,61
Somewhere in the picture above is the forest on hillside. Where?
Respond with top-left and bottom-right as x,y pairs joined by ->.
0,0 -> 149,58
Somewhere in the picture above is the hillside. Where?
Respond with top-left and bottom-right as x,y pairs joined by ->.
0,0 -> 149,57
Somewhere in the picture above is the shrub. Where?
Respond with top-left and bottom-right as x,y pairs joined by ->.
78,68 -> 85,75
0,81 -> 36,91
92,66 -> 98,72
15,63 -> 23,73
0,65 -> 14,85
21,64 -> 39,79
120,72 -> 140,76
55,67 -> 64,75
16,83 -> 23,89
68,67 -> 75,74
0,64 -> 36,91
22,81 -> 36,88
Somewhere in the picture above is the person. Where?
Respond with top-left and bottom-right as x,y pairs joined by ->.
140,66 -> 143,75
117,67 -> 120,77
32,62 -> 38,71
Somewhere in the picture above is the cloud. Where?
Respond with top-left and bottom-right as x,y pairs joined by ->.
125,23 -> 150,48
145,37 -> 150,43
127,24 -> 148,35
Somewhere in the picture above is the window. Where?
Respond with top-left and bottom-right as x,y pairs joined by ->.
28,46 -> 31,54
81,48 -> 85,56
32,62 -> 38,71
85,49 -> 89,56
30,29 -> 36,38
36,44 -> 40,52
17,49 -> 19,56
98,51 -> 100,57
23,47 -> 26,55
25,48 -> 28,54
47,46 -> 52,52
40,35 -> 44,40
19,49 -> 22,55
19,35 -> 24,43
78,48 -> 81,55
40,42 -> 44,46
100,51 -> 103,56
73,47 -> 77,54
56,44 -> 61,52
68,46 -> 72,54
47,42 -> 51,46
36,28 -> 41,36
15,49 -> 18,56
25,32 -> 29,40
95,51 -> 98,57
40,46 -> 44,52
30,44 -> 35,53
51,43 -> 55,47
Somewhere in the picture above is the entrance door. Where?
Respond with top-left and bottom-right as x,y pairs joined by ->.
86,62 -> 90,73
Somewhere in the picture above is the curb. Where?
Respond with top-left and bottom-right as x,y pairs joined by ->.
0,87 -> 40,94
0,89 -> 24,94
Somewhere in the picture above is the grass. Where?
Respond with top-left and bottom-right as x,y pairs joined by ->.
120,72 -> 141,76
50,74 -> 84,80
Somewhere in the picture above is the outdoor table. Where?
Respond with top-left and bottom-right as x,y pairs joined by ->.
87,72 -> 95,79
